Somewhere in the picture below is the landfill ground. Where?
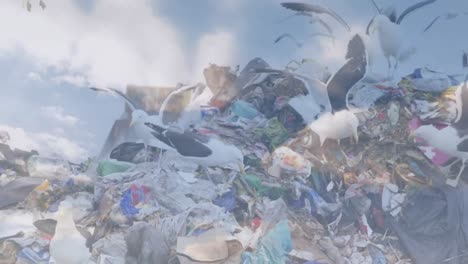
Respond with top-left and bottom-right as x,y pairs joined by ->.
2,1 -> 468,264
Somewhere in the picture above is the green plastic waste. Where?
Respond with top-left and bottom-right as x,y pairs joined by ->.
254,117 -> 289,151
96,160 -> 133,176
242,220 -> 292,264
243,174 -> 285,200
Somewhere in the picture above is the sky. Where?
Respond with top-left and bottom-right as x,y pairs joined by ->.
0,0 -> 466,162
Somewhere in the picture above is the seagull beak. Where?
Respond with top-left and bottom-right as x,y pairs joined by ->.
408,131 -> 415,142
129,119 -> 135,127
238,162 -> 245,174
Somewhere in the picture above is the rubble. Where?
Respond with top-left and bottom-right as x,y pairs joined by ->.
1,45 -> 468,264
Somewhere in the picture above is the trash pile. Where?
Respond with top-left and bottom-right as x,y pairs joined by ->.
1,57 -> 467,264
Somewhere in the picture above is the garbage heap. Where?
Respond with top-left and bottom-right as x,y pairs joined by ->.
1,59 -> 467,264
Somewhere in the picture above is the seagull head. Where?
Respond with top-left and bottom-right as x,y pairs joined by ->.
367,14 -> 390,35
57,200 -> 74,217
229,146 -> 245,174
130,109 -> 148,127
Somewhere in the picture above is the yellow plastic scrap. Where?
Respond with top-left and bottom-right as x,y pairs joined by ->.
35,179 -> 49,192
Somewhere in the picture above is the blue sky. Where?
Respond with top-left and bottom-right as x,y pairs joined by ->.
0,0 -> 466,162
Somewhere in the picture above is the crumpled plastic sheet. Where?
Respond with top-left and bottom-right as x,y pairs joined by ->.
96,160 -> 134,177
254,117 -> 290,151
242,220 -> 292,264
120,184 -> 158,217
27,155 -> 72,180
213,188 -> 237,212
125,210 -> 190,264
92,232 -> 127,259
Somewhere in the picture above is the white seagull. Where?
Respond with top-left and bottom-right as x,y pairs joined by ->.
49,200 -> 90,264
366,0 -> 437,77
144,122 -> 245,172
412,52 -> 468,186
91,84 -> 204,154
308,34 -> 367,146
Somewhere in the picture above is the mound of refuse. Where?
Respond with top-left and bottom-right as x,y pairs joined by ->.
1,57 -> 467,264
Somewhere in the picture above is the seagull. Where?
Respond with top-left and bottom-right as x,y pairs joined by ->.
144,122 -> 245,173
308,34 -> 367,146
274,33 -> 335,48
423,12 -> 468,32
274,33 -> 303,48
280,2 -> 351,32
366,0 -> 437,77
411,52 -> 468,186
277,11 -> 337,44
39,0 -> 46,9
90,84 -> 203,154
49,201 -> 90,264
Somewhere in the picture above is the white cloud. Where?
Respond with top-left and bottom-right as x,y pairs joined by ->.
27,72 -> 43,81
0,0 -> 189,88
52,74 -> 88,87
0,0 -> 241,89
192,31 -> 236,81
0,125 -> 88,162
40,106 -> 79,126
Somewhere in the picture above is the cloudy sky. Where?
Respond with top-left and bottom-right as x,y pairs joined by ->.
0,0 -> 466,162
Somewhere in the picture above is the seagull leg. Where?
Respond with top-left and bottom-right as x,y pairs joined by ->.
440,158 -> 460,174
446,160 -> 466,187
387,58 -> 392,79
157,148 -> 163,168
391,60 -> 399,79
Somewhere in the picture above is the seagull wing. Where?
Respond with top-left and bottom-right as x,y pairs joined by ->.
368,0 -> 381,14
457,136 -> 468,152
326,34 -> 367,112
145,122 -> 212,157
281,2 -> 351,31
160,84 -> 198,125
108,88 -> 138,111
315,18 -> 334,35
396,0 -> 438,25
423,15 -> 443,32
286,60 -> 302,68
463,52 -> 468,69
453,77 -> 468,131
274,33 -> 302,47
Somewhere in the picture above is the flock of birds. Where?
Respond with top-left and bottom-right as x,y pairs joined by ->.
275,0 -> 466,77
48,1 -> 468,263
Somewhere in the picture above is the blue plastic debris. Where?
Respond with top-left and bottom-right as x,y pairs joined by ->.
242,220 -> 292,264
213,188 -> 237,212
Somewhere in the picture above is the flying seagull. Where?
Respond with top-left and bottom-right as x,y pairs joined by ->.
144,122 -> 245,172
308,34 -> 367,146
278,11 -> 337,44
39,0 -> 46,9
274,33 -> 303,48
423,12 -> 468,32
281,2 -> 351,32
274,32 -> 335,48
411,52 -> 468,187
366,0 -> 437,77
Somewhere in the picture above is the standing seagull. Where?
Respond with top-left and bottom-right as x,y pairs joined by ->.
49,201 -> 90,264
366,0 -> 437,77
91,85 -> 202,152
308,34 -> 367,146
412,53 -> 468,186
144,122 -> 245,172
